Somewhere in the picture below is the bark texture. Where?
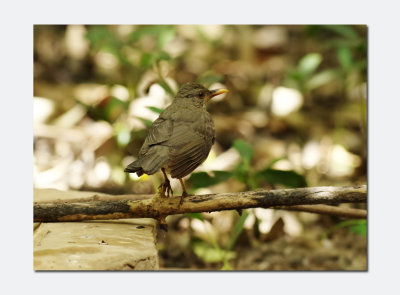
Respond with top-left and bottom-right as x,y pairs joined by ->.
34,185 -> 367,222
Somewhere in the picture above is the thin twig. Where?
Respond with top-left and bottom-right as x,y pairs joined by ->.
273,204 -> 366,219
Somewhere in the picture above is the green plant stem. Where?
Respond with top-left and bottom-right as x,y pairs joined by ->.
155,62 -> 175,97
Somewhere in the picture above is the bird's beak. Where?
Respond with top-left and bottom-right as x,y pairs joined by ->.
207,88 -> 228,102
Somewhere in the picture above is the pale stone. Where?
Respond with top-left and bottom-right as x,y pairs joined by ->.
34,219 -> 158,270
34,188 -> 159,270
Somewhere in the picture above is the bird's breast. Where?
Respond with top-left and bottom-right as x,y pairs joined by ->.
192,111 -> 215,143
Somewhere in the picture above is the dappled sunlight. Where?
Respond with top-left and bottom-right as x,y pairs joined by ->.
281,212 -> 303,237
33,25 -> 367,270
111,84 -> 130,101
94,158 -> 111,183
199,25 -> 225,41
53,104 -> 86,127
302,140 -> 322,169
200,147 -> 241,172
327,144 -> 361,177
74,83 -> 109,105
271,86 -> 303,116
191,219 -> 218,244
33,97 -> 55,123
272,159 -> 294,171
255,208 -> 275,233
65,25 -> 89,59
243,110 -> 269,128
128,83 -> 170,130
252,26 -> 288,49
33,24 -> 366,195
94,51 -> 119,72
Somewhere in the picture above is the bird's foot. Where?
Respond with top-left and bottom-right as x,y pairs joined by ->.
179,191 -> 189,206
158,179 -> 173,198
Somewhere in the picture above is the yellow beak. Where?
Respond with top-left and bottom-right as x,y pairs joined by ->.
207,88 -> 228,102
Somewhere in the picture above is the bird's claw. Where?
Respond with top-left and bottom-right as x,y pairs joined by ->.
158,180 -> 173,198
179,191 -> 189,206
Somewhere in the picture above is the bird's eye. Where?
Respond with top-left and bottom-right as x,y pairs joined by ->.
199,92 -> 204,97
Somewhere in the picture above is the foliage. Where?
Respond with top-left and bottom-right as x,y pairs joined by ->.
146,106 -> 163,114
334,219 -> 367,236
286,52 -> 339,93
190,139 -> 307,191
189,139 -> 307,268
86,25 -> 174,69
190,171 -> 232,188
34,25 -> 367,270
285,25 -> 366,94
192,211 -> 249,270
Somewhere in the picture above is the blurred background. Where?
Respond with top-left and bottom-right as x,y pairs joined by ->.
33,25 -> 367,270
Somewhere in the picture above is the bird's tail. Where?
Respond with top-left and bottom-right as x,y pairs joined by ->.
124,147 -> 169,177
124,159 -> 145,176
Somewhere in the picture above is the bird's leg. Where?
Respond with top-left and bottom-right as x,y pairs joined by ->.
179,178 -> 189,205
158,168 -> 173,198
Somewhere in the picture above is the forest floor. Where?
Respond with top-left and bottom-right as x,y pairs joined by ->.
158,218 -> 367,271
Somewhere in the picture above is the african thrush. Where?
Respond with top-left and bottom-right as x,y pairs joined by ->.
124,82 -> 228,204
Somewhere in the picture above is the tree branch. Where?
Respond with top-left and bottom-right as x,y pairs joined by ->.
273,204 -> 366,219
34,185 -> 366,222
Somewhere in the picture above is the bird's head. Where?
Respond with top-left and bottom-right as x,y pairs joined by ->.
176,82 -> 228,107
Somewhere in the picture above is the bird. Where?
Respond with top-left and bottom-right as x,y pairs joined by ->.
124,82 -> 228,204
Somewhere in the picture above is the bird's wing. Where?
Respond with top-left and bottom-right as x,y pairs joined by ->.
165,122 -> 212,179
139,115 -> 173,156
146,117 -> 173,145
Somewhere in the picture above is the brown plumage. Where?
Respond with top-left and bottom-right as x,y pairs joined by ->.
124,82 -> 228,203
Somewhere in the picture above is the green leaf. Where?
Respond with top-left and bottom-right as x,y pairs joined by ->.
158,81 -> 176,97
266,157 -> 286,169
338,46 -> 353,70
85,96 -> 128,123
233,139 -> 254,162
140,52 -> 155,67
198,74 -> 223,86
189,171 -> 233,189
130,25 -> 175,49
354,60 -> 367,71
349,221 -> 367,236
186,213 -> 203,221
334,219 -> 367,236
323,25 -> 359,40
284,72 -> 302,90
157,27 -> 175,48
256,168 -> 307,188
193,241 -> 236,263
136,117 -> 153,128
287,70 -> 302,82
306,70 -> 338,90
298,53 -> 322,77
221,261 -> 233,270
104,97 -> 129,121
158,50 -> 171,61
146,106 -> 163,114
86,26 -> 114,45
233,162 -> 248,184
86,26 -> 130,66
227,211 -> 249,250
140,51 -> 171,68
130,26 -> 159,42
